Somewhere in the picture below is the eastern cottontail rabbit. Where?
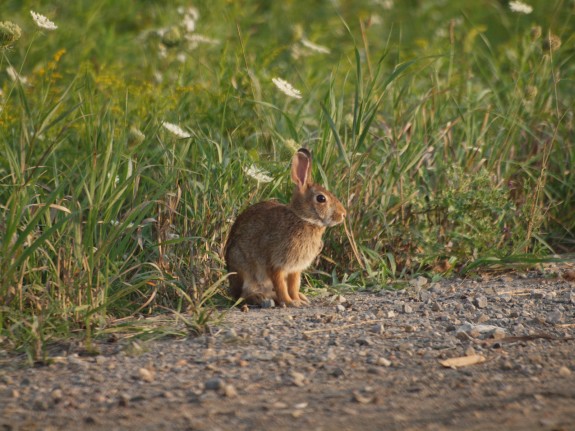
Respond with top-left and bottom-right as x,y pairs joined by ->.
225,148 -> 346,307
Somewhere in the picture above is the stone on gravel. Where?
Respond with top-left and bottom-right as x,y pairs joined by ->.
490,328 -> 506,340
431,302 -> 442,312
51,389 -> 63,403
410,276 -> 428,288
336,304 -> 346,313
402,304 -> 413,314
476,314 -> 490,323
224,384 -> 238,398
332,295 -> 347,304
357,337 -> 374,346
261,299 -> 275,308
370,323 -> 385,334
559,366 -> 572,377
546,311 -> 563,324
330,367 -> 345,378
204,378 -> 225,391
376,357 -> 392,367
290,371 -> 307,387
138,368 -> 155,383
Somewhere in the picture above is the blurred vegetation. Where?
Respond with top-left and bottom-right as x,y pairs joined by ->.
1,0 -> 573,357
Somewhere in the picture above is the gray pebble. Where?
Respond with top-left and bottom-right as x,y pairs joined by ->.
546,311 -> 563,324
376,357 -> 392,367
402,304 -> 413,314
204,377 -> 225,391
357,337 -> 374,346
261,299 -> 275,308
473,296 -> 488,309
370,323 -> 385,334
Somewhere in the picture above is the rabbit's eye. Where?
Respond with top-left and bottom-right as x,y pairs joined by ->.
316,194 -> 327,203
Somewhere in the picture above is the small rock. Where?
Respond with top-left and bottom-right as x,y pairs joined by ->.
464,346 -> 476,356
546,311 -> 563,324
376,357 -> 392,367
410,276 -> 428,288
225,328 -> 238,339
370,323 -> 385,334
429,282 -> 441,293
490,328 -> 506,340
204,377 -> 225,391
84,416 -> 98,425
51,389 -> 63,402
223,384 -> 238,397
330,367 -> 345,377
404,325 -> 417,333
476,314 -> 490,323
261,299 -> 275,309
501,360 -> 514,371
386,310 -> 396,318
138,367 -> 155,383
559,366 -> 572,377
290,371 -> 307,387
431,302 -> 442,312
398,342 -> 413,352
333,295 -> 347,304
569,292 -> 575,304
357,337 -> 374,346
335,304 -> 346,313
473,296 -> 487,308
352,390 -> 375,404
33,399 -> 50,411
402,304 -> 413,314
118,393 -> 130,407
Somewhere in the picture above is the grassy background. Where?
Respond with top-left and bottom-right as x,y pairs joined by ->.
1,0 -> 574,358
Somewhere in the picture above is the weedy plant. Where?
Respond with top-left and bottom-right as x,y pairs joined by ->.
0,1 -> 573,358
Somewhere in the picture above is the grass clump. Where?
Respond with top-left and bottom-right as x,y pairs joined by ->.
0,0 -> 573,357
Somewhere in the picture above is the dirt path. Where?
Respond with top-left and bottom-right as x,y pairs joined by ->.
1,270 -> 575,431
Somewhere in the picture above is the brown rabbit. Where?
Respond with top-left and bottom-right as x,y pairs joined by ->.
224,148 -> 346,307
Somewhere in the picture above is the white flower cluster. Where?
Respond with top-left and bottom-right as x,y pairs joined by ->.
509,1 -> 533,14
30,11 -> 58,30
272,77 -> 302,99
162,122 -> 191,138
244,165 -> 273,183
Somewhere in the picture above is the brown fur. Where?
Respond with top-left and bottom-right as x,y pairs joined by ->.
224,149 -> 346,307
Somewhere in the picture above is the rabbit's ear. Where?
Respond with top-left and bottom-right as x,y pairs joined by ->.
291,149 -> 312,191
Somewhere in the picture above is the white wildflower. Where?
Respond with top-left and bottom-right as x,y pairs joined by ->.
381,0 -> 394,10
509,1 -> 533,14
272,77 -> 302,99
185,33 -> 220,49
162,122 -> 191,138
30,11 -> 58,30
6,66 -> 28,84
180,7 -> 199,33
301,38 -> 330,54
244,165 -> 273,183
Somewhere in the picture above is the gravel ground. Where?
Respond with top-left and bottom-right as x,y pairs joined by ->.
1,269 -> 574,431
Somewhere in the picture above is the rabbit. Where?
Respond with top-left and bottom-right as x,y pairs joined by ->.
224,148 -> 346,307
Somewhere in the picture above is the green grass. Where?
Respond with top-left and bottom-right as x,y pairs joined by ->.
1,0 -> 574,358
